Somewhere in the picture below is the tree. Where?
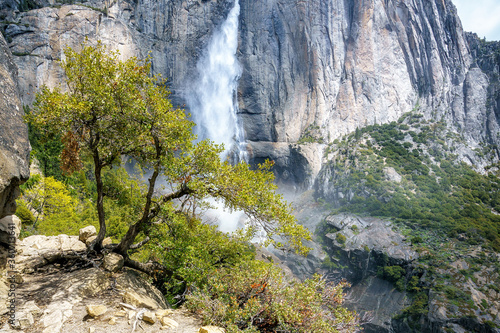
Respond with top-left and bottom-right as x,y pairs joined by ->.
28,41 -> 311,273
21,176 -> 77,229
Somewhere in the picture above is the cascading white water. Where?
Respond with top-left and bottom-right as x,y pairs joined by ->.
186,0 -> 247,162
185,0 -> 249,233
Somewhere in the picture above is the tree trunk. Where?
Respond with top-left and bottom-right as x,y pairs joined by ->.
114,182 -> 193,256
114,168 -> 160,256
115,222 -> 141,256
91,157 -> 106,252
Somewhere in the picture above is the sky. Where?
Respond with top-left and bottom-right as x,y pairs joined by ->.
453,0 -> 500,41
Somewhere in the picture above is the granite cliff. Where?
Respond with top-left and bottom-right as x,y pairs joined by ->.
1,0 -> 499,187
1,0 -> 500,332
238,0 -> 498,185
0,32 -> 29,233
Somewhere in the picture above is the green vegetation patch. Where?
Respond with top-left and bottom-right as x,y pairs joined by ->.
319,114 -> 500,251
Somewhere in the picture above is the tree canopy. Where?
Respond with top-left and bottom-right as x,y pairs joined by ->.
23,41 -> 361,332
28,40 -> 311,261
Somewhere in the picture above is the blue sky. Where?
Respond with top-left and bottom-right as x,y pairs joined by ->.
453,0 -> 500,41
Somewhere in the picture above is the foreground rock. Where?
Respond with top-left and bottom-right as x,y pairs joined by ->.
86,304 -> 107,318
0,215 -> 21,245
102,252 -> 124,272
15,234 -> 87,272
79,226 -> 97,243
0,234 -> 206,332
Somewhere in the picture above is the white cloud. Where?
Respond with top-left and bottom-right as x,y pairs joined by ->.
453,0 -> 500,41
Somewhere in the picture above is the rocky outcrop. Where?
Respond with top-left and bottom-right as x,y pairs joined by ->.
15,234 -> 87,272
312,213 -> 500,333
1,233 -> 215,332
319,214 -> 416,332
0,33 -> 29,220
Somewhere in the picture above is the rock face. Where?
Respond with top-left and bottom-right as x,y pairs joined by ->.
238,0 -> 499,185
2,0 -> 499,189
4,0 -> 234,108
319,214 -> 416,332
0,33 -> 30,220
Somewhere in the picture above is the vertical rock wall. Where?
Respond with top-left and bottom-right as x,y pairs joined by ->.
5,0 -> 233,107
0,33 -> 30,220
238,0 -> 499,185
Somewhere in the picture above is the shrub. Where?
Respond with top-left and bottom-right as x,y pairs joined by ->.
15,201 -> 35,224
401,292 -> 428,316
336,233 -> 347,244
378,265 -> 406,291
186,260 -> 359,333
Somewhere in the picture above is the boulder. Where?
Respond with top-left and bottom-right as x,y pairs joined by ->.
79,226 -> 96,243
59,234 -> 86,252
16,235 -> 87,271
199,326 -> 225,333
102,237 -> 113,247
85,236 -> 97,246
0,215 -> 21,244
86,304 -> 107,318
161,317 -> 179,328
156,308 -> 173,319
101,253 -> 124,272
142,311 -> 156,324
122,291 -> 159,310
114,310 -> 126,317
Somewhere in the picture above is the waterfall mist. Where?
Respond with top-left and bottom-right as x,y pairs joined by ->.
186,0 -> 247,163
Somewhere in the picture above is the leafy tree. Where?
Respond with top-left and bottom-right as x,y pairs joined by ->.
21,176 -> 77,228
27,119 -> 65,180
28,41 -> 311,275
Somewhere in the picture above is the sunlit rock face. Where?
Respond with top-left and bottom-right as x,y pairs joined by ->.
4,0 -> 234,107
238,0 -> 498,186
0,34 -> 29,220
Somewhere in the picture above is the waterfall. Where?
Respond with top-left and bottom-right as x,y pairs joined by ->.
185,0 -> 248,233
186,0 -> 247,162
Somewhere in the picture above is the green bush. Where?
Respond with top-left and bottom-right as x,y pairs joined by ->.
321,256 -> 338,270
377,265 -> 406,291
336,233 -> 347,244
15,201 -> 35,224
401,292 -> 428,316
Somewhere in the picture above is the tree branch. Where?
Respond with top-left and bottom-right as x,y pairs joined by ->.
123,256 -> 178,280
129,236 -> 150,250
